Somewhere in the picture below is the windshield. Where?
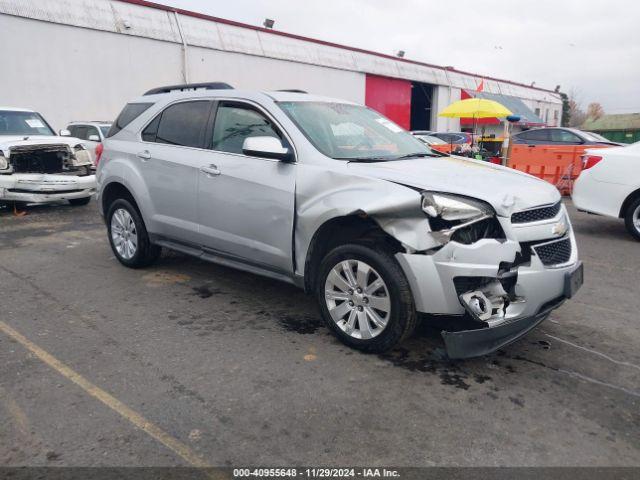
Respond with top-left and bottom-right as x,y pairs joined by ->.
0,110 -> 55,136
278,101 -> 436,161
100,126 -> 111,136
582,131 -> 611,142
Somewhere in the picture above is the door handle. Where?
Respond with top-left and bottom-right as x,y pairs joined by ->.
200,164 -> 221,176
137,150 -> 151,160
527,144 -> 536,148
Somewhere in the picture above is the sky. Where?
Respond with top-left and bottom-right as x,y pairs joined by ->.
153,0 -> 640,113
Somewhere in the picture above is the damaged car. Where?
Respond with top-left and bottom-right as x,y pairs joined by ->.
96,83 -> 583,359
0,108 -> 96,206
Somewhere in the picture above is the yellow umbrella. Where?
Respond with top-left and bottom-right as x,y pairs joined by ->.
439,98 -> 513,118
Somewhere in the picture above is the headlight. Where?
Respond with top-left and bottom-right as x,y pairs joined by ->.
421,192 -> 493,223
0,154 -> 8,170
72,145 -> 92,165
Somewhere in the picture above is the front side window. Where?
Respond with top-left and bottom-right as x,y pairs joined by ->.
73,126 -> 88,140
211,103 -> 281,155
143,101 -> 212,148
0,110 -> 55,136
278,102 -> 432,161
87,126 -> 100,140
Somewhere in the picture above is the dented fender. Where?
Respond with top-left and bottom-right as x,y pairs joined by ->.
294,165 -> 437,276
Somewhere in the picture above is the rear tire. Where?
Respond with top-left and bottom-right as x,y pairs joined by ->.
69,197 -> 91,206
106,198 -> 161,268
624,197 -> 640,241
316,243 -> 417,353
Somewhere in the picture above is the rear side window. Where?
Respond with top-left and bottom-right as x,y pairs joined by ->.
516,129 -> 549,142
107,103 -> 153,137
143,101 -> 212,148
549,129 -> 581,143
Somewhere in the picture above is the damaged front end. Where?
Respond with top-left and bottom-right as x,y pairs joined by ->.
0,143 -> 96,204
389,191 -> 582,360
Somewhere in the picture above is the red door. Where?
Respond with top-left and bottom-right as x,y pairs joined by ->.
365,75 -> 411,130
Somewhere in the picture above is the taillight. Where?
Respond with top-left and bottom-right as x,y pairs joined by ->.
582,154 -> 602,170
95,143 -> 104,167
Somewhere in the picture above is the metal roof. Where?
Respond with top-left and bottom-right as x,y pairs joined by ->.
120,0 -> 559,96
581,113 -> 640,131
0,0 -> 561,105
464,90 -> 545,125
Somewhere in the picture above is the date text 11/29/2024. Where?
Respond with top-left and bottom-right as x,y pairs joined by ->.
233,468 -> 400,478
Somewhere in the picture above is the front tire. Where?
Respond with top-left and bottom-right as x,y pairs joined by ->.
106,198 -> 161,268
624,197 -> 640,241
316,243 -> 417,353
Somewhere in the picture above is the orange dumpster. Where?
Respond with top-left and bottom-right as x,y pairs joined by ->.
507,143 -> 612,194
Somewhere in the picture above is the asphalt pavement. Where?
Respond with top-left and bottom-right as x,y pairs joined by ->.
0,199 -> 638,467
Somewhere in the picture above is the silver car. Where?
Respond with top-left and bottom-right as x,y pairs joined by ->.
96,83 -> 583,359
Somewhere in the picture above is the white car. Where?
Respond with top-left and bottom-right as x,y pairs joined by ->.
0,107 -> 96,206
573,142 -> 640,240
66,121 -> 112,162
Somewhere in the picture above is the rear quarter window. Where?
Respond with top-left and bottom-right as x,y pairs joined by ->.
107,103 -> 153,137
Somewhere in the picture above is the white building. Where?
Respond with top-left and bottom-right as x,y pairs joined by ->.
0,0 -> 562,135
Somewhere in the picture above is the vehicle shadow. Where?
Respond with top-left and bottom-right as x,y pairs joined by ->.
153,250 -> 502,388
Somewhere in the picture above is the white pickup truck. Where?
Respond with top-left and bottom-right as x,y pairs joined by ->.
0,107 -> 96,206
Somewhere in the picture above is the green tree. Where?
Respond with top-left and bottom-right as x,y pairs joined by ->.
560,92 -> 571,127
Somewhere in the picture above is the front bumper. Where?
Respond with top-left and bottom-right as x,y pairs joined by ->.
443,261 -> 582,359
0,173 -> 96,204
395,205 -> 581,358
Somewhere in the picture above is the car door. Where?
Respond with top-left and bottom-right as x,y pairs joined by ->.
139,99 -> 214,244
196,100 -> 296,274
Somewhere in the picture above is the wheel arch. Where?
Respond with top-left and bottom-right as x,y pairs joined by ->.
303,214 -> 403,294
101,181 -> 142,220
619,187 -> 640,218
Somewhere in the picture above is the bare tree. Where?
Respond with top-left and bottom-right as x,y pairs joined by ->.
567,90 -> 587,127
586,102 -> 605,120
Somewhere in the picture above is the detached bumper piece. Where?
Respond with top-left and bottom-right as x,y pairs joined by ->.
443,261 -> 583,359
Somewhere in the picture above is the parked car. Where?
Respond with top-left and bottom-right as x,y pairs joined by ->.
573,142 -> 640,240
427,131 -> 475,154
0,107 -> 96,206
511,127 -> 621,146
431,131 -> 474,145
66,121 -> 112,162
411,131 -> 447,147
97,83 -> 582,359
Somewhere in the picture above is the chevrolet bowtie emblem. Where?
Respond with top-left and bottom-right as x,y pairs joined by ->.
552,220 -> 568,236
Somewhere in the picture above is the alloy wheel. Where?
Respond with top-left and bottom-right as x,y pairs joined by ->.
111,208 -> 138,260
324,259 -> 391,339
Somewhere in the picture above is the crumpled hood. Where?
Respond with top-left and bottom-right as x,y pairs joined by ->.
347,155 -> 561,216
0,135 -> 83,156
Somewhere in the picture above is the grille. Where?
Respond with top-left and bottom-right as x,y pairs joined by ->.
533,237 -> 572,266
511,201 -> 562,224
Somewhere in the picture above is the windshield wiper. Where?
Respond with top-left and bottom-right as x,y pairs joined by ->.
393,152 -> 436,160
338,156 -> 396,162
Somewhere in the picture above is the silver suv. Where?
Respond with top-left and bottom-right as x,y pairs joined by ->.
97,83 -> 583,359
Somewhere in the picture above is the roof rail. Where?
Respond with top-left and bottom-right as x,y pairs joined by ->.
144,82 -> 234,95
276,89 -> 308,94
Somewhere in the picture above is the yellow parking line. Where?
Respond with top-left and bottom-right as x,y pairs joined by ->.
0,320 -> 209,468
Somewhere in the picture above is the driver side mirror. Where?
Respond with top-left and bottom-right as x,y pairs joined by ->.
242,136 -> 292,162
59,129 -> 71,137
88,134 -> 100,142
